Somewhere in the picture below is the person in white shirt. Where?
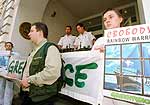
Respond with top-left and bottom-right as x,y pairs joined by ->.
5,42 -> 19,56
58,26 -> 76,49
74,23 -> 96,49
91,8 -> 124,105
92,8 -> 124,52
0,42 -> 20,105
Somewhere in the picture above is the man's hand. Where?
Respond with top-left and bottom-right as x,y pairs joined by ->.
94,46 -> 105,52
7,73 -> 17,78
21,77 -> 30,88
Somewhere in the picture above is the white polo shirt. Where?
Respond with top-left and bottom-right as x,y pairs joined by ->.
91,37 -> 106,51
74,31 -> 95,49
58,34 -> 76,48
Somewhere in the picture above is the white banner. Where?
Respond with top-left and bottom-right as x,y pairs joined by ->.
61,51 -> 104,105
8,56 -> 26,79
104,24 -> 150,105
105,24 -> 150,45
0,54 -> 26,105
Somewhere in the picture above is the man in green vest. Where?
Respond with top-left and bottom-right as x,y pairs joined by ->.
20,22 -> 61,105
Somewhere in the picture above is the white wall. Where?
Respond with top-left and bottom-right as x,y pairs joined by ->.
136,0 -> 145,24
138,0 -> 150,24
10,0 -> 78,56
42,0 -> 78,44
10,0 -> 49,56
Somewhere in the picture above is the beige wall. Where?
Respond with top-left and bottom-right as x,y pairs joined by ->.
10,0 -> 78,56
137,0 -> 150,24
10,0 -> 49,56
42,0 -> 78,44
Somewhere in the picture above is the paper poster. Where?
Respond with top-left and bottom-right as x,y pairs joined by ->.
104,24 -> 150,105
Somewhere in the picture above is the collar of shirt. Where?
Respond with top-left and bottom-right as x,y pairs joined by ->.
79,31 -> 88,36
33,38 -> 47,52
64,34 -> 72,38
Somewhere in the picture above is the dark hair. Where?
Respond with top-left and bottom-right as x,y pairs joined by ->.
31,22 -> 48,38
103,8 -> 124,26
5,42 -> 13,48
76,23 -> 85,30
66,26 -> 72,30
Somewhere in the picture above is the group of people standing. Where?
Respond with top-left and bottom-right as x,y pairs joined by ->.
57,8 -> 123,52
57,23 -> 96,50
3,8 -> 124,105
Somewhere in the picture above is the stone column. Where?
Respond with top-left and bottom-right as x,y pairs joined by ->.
137,0 -> 150,24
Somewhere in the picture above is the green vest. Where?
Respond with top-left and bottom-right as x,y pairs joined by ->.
29,42 -> 59,102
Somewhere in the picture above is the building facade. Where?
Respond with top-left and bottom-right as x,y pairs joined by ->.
0,0 -> 149,104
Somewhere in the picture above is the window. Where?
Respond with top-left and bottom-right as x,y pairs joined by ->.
104,42 -> 150,96
79,3 -> 139,39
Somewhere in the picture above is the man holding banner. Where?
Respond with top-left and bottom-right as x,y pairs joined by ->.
0,42 -> 24,105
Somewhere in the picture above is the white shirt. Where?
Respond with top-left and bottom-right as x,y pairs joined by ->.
74,31 -> 95,49
91,37 -> 106,51
58,34 -> 76,48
